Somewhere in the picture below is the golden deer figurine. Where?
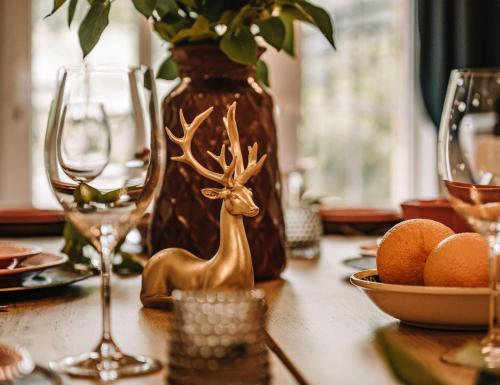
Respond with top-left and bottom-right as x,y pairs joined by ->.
140,102 -> 267,309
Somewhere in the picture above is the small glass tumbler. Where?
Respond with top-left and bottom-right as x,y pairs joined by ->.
168,290 -> 270,385
284,207 -> 322,260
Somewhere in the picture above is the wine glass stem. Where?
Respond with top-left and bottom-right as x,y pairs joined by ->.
98,231 -> 119,355
483,233 -> 500,367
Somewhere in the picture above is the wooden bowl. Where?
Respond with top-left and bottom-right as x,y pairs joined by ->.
400,199 -> 472,233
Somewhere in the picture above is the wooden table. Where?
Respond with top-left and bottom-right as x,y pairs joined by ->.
0,236 -> 481,384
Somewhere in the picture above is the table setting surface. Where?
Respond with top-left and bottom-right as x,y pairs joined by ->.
0,236 -> 481,385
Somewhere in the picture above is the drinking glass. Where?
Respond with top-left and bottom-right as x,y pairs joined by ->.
439,68 -> 500,368
44,66 -> 166,380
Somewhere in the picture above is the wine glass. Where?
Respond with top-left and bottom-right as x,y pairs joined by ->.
439,68 -> 500,368
44,65 -> 166,380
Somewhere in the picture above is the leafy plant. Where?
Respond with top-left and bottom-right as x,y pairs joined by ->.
46,0 -> 335,84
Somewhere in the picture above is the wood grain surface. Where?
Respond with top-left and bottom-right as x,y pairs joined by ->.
0,236 -> 481,384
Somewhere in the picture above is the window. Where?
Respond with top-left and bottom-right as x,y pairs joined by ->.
31,0 -> 141,208
299,0 -> 411,206
0,0 -> 422,209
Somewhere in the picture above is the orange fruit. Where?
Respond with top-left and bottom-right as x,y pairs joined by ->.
377,219 -> 454,285
424,233 -> 489,287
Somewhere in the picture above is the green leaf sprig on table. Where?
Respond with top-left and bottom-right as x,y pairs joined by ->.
45,0 -> 335,86
62,182 -> 145,276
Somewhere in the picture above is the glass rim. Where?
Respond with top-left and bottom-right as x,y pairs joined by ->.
57,64 -> 150,74
451,67 -> 500,77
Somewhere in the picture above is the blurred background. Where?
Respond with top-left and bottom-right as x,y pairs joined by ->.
2,0 -> 495,210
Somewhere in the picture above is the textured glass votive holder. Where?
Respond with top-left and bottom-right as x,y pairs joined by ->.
284,207 -> 322,260
168,290 -> 270,385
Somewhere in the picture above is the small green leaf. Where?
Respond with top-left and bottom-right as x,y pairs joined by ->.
256,60 -> 270,87
132,0 -> 157,18
113,252 -> 144,276
257,17 -> 285,51
157,56 -> 179,80
279,2 -> 312,22
171,15 -> 215,44
279,12 -> 295,56
299,1 -> 335,48
67,0 -> 78,27
177,0 -> 196,7
78,0 -> 111,58
45,0 -> 67,18
220,26 -> 257,66
156,0 -> 180,20
63,221 -> 88,244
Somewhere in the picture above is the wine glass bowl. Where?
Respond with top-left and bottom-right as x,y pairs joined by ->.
44,65 -> 165,380
58,102 -> 110,183
439,68 -> 500,368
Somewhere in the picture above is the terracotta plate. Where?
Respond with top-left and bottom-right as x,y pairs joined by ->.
0,208 -> 65,237
0,243 -> 41,260
0,253 -> 68,277
321,208 -> 401,223
351,269 -> 488,330
321,208 -> 401,236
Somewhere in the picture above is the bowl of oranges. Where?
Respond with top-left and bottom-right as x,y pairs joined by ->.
350,219 -> 490,329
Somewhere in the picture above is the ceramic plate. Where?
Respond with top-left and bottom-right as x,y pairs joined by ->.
350,269 -> 488,330
320,208 -> 401,236
0,253 -> 68,277
0,266 -> 92,293
343,256 -> 376,270
0,243 -> 41,260
0,243 -> 42,269
0,208 -> 65,237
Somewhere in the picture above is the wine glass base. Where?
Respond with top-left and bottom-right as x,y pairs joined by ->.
49,351 -> 162,381
441,342 -> 488,369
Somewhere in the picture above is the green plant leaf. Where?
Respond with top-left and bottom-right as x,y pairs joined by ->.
177,0 -> 196,7
113,252 -> 144,276
156,0 -> 180,20
157,56 -> 179,80
256,60 -> 270,87
45,0 -> 67,18
299,1 -> 335,48
279,1 -> 313,22
132,0 -> 157,17
203,0 -> 224,21
257,16 -> 285,51
279,12 -> 295,56
67,0 -> 78,26
171,15 -> 216,44
78,0 -> 111,57
220,25 -> 257,66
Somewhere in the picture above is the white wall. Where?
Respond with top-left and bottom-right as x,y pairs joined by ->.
0,0 -> 32,206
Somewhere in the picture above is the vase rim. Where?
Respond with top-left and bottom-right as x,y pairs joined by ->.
170,44 -> 265,80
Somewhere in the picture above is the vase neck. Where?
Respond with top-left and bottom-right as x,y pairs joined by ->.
171,44 -> 257,80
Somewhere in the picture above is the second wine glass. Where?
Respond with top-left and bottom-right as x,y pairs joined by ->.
439,68 -> 500,368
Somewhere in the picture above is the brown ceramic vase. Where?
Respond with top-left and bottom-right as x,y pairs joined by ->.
150,44 -> 286,280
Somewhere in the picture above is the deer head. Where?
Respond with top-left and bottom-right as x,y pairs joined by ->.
166,102 -> 267,218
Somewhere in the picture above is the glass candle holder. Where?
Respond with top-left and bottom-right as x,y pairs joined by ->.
284,207 -> 322,260
168,290 -> 270,385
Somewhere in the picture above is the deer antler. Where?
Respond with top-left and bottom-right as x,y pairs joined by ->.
167,107 -> 237,187
224,102 -> 267,185
237,143 -> 268,185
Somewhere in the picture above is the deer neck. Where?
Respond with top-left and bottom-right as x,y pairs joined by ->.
213,202 -> 252,271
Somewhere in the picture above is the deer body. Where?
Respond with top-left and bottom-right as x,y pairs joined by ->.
141,103 -> 265,309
